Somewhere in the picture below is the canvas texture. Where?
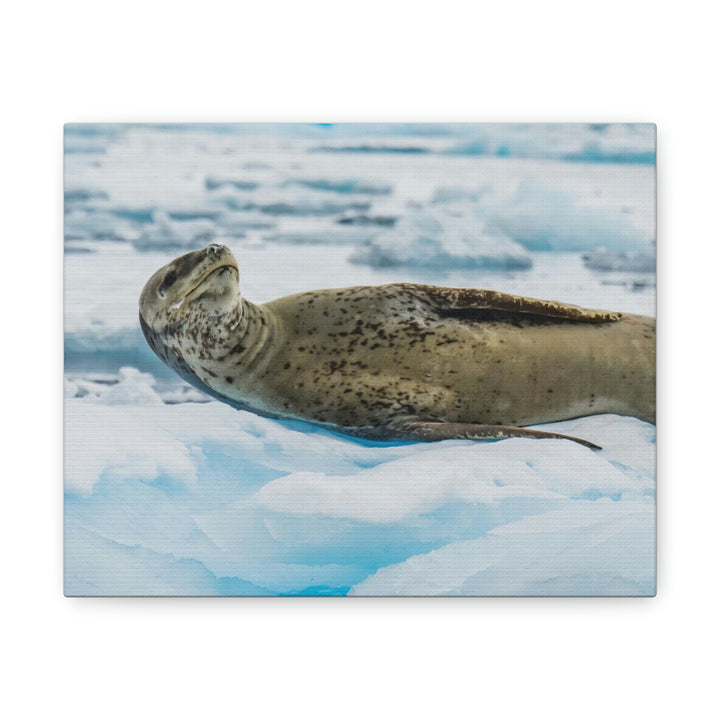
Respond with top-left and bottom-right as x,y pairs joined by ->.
64,123 -> 656,596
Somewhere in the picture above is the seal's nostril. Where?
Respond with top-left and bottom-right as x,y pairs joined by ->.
206,243 -> 224,255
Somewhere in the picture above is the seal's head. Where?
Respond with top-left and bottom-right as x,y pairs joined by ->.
139,243 -> 240,332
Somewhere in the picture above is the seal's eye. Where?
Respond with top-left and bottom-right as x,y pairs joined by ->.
158,269 -> 178,298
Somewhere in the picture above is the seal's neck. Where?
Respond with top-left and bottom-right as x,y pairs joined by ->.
204,297 -> 278,374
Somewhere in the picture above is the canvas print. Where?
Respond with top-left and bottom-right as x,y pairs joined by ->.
64,123 -> 656,596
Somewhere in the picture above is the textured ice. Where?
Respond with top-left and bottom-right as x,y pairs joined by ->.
443,123 -> 655,164
350,500 -> 655,596
64,124 -> 655,262
222,188 -> 372,217
215,211 -> 276,235
336,213 -> 397,227
204,175 -> 260,191
263,217 -> 377,245
583,249 -> 656,272
65,187 -> 110,204
65,209 -> 139,244
287,177 -> 392,195
412,183 -> 651,256
486,183 -> 650,252
64,369 -> 655,596
312,143 -> 434,155
65,370 -> 211,406
431,186 -> 490,204
349,211 -> 532,270
134,211 -> 217,250
66,121 -> 653,164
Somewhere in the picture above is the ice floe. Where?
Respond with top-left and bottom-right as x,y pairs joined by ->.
350,499 -> 655,596
349,211 -> 532,270
583,249 -> 656,272
134,211 -> 217,250
64,370 -> 655,595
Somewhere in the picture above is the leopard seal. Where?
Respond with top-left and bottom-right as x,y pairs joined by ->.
139,243 -> 655,449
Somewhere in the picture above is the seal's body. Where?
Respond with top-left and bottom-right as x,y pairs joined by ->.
139,244 -> 655,449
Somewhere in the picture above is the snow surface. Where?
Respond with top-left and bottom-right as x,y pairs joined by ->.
64,123 -> 656,596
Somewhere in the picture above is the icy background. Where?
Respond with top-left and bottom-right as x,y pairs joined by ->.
64,123 -> 656,596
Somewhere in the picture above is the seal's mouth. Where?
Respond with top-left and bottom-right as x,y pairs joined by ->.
184,264 -> 238,299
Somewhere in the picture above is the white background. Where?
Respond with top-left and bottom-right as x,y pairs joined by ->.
3,1 -> 717,717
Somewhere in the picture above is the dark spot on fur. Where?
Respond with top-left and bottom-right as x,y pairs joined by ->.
327,360 -> 347,374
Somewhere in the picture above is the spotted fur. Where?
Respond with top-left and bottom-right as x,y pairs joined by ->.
139,245 -> 656,448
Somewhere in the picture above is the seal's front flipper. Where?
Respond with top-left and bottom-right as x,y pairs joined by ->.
402,283 -> 621,323
389,419 -> 602,450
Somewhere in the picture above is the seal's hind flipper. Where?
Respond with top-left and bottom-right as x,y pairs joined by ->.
389,419 -> 602,450
402,283 -> 621,323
